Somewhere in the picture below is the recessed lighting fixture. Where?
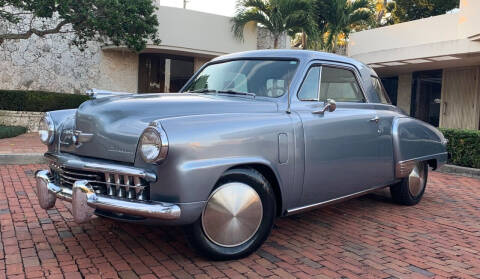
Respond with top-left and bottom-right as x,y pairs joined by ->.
381,62 -> 406,66
403,59 -> 431,64
369,64 -> 384,68
430,56 -> 460,61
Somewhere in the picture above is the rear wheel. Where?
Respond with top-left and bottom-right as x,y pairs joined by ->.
390,161 -> 428,206
184,168 -> 276,260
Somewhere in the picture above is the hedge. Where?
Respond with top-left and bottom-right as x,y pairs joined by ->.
0,90 -> 91,112
0,125 -> 27,139
440,128 -> 480,169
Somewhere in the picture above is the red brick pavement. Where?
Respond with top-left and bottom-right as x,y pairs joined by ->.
0,134 -> 46,154
1,164 -> 480,279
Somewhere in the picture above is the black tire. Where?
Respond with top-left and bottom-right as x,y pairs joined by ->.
390,162 -> 428,206
184,168 -> 276,260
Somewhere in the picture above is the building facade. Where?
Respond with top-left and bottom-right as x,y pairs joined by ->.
0,5 -> 288,94
348,0 -> 480,130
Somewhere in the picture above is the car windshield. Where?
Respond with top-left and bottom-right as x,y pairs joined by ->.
183,59 -> 299,98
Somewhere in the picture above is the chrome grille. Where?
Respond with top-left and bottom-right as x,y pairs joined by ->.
49,162 -> 149,200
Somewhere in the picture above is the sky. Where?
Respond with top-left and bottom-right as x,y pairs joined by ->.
158,0 -> 238,17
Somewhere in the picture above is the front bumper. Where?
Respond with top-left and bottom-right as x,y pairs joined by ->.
36,169 -> 181,223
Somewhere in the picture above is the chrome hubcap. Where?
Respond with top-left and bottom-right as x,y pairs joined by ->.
202,182 -> 263,247
408,163 -> 426,197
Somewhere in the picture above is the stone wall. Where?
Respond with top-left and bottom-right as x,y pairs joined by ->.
0,110 -> 44,132
0,10 -> 140,94
257,27 -> 290,49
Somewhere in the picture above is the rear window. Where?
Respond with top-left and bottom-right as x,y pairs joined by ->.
371,76 -> 392,104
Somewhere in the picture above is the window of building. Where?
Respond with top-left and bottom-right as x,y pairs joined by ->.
411,70 -> 442,127
138,54 -> 194,93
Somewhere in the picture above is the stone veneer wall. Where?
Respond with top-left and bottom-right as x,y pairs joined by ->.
0,16 -> 139,94
256,27 -> 290,49
0,110 -> 44,132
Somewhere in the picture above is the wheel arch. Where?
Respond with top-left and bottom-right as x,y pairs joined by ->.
226,163 -> 283,217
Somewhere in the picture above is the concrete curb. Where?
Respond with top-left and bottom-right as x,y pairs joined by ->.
437,164 -> 480,178
0,153 -> 46,165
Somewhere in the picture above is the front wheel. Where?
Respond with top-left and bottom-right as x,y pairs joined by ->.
390,161 -> 428,206
184,168 -> 276,260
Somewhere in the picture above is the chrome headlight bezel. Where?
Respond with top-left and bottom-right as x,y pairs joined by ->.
38,113 -> 55,145
139,123 -> 169,163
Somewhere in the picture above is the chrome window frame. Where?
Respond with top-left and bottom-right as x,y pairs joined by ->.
295,61 -> 368,104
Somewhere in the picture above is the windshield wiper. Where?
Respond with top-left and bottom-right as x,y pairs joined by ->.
187,88 -> 217,93
217,90 -> 256,97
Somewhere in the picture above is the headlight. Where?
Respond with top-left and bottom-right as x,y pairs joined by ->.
139,124 -> 168,163
38,113 -> 55,145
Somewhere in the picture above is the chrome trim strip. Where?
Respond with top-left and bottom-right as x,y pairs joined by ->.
36,170 -> 180,221
395,152 -> 448,178
45,153 -> 157,182
286,185 -> 388,215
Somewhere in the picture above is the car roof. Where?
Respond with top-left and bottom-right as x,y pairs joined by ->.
211,49 -> 368,70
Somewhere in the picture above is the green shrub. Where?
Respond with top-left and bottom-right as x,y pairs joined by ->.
0,125 -> 27,139
0,90 -> 91,112
439,128 -> 480,169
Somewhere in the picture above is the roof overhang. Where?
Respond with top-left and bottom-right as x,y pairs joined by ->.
102,44 -> 224,58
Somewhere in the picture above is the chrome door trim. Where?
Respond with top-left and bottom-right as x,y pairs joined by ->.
286,184 -> 389,215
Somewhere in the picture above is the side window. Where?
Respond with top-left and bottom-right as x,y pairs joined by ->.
371,76 -> 392,104
298,66 -> 320,101
319,67 -> 364,102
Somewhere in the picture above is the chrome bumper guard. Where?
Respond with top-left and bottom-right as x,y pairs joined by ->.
36,170 -> 181,223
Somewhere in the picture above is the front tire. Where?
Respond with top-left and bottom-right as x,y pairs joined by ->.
184,168 -> 276,260
390,161 -> 428,206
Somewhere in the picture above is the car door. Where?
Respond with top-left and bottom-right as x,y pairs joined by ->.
292,63 -> 389,206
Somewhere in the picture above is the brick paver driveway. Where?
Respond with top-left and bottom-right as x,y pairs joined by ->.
1,164 -> 479,279
0,134 -> 46,154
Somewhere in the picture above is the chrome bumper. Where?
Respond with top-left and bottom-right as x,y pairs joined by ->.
35,170 -> 181,223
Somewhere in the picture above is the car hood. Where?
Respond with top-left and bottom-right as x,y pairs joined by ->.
67,93 -> 278,163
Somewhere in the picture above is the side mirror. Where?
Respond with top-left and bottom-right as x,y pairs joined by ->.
312,99 -> 336,115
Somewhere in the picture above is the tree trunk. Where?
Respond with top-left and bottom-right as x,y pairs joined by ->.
332,34 -> 338,53
301,32 -> 306,49
273,35 -> 279,49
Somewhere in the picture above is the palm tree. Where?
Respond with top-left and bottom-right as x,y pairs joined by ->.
232,0 -> 316,49
314,0 -> 373,52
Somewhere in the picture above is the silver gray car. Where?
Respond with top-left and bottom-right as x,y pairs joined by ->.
35,50 -> 448,260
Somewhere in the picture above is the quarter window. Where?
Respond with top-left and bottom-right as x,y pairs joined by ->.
319,67 -> 364,102
298,66 -> 321,101
371,76 -> 392,104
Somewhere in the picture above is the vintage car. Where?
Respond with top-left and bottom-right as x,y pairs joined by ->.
35,50 -> 448,260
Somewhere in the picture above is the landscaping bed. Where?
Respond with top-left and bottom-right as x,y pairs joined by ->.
0,125 -> 27,139
0,90 -> 91,132
440,128 -> 480,169
0,89 -> 91,112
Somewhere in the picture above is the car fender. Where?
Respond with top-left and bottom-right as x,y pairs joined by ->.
392,117 -> 448,177
136,112 -> 299,213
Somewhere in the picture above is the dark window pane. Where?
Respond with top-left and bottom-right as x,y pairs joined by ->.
320,67 -> 364,102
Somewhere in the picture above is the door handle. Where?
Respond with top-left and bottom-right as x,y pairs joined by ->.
369,115 -> 380,123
